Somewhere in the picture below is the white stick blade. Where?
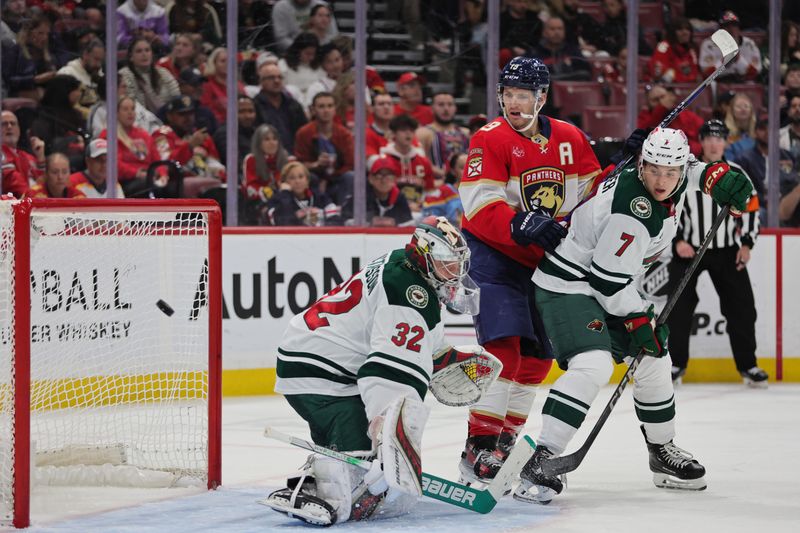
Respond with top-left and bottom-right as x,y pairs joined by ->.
711,29 -> 739,62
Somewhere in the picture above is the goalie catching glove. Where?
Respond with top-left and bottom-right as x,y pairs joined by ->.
430,345 -> 503,406
624,305 -> 669,358
701,161 -> 752,216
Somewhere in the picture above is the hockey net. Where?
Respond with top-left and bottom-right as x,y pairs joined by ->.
0,199 -> 222,528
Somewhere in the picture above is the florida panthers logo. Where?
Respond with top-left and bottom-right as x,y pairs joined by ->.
586,319 -> 605,333
520,167 -> 565,217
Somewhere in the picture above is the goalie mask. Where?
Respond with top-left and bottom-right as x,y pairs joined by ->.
405,216 -> 480,315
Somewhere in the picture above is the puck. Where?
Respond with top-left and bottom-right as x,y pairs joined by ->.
156,299 -> 175,316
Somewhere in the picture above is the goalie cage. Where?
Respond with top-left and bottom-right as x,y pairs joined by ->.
0,199 -> 222,528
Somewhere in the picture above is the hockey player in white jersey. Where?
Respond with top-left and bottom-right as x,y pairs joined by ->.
264,216 -> 487,526
513,128 -> 753,504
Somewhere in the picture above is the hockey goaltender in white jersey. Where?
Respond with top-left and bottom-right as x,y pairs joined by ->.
513,128 -> 753,504
264,216 -> 500,526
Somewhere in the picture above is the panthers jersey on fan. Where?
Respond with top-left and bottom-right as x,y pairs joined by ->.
274,250 -> 447,421
459,116 -> 602,269
532,162 -> 707,318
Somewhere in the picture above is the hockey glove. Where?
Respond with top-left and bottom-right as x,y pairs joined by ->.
701,161 -> 752,217
624,306 -> 669,358
510,209 -> 567,252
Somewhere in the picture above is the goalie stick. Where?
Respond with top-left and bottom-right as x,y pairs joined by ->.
566,29 -> 740,223
264,426 -> 536,514
541,207 -> 731,478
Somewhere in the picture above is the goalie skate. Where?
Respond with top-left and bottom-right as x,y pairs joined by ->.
641,426 -> 706,491
260,487 -> 337,527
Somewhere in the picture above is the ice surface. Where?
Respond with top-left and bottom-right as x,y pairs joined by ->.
12,384 -> 800,533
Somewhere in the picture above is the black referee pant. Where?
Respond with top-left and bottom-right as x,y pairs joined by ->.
666,246 -> 758,373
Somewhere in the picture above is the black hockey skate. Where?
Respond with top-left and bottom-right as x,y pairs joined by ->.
740,366 -> 769,388
671,366 -> 686,385
458,435 -> 504,486
513,445 -> 564,504
261,486 -> 337,527
641,425 -> 707,491
495,431 -> 517,462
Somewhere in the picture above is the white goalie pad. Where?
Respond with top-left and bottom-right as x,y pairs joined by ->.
374,396 -> 430,498
429,345 -> 503,406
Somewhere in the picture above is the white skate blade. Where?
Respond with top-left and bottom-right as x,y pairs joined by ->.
652,473 -> 707,491
258,496 -> 334,526
512,480 -> 557,505
743,377 -> 768,389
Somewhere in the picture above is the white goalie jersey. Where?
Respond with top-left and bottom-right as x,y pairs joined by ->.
533,162 -> 706,318
275,250 -> 448,421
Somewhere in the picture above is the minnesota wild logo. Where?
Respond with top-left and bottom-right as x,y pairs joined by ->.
586,319 -> 605,333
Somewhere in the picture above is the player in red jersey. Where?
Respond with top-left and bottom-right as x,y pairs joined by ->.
456,56 -> 606,485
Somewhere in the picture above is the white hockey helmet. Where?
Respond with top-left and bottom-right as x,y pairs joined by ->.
638,127 -> 690,197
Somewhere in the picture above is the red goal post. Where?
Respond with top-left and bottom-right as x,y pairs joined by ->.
0,199 -> 222,528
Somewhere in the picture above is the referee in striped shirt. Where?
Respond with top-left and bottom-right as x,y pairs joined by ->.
667,119 -> 769,388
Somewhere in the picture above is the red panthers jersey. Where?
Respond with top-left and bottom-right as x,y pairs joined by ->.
459,116 -> 601,269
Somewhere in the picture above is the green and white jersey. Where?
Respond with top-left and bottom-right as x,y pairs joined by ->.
275,249 -> 447,421
533,162 -> 703,318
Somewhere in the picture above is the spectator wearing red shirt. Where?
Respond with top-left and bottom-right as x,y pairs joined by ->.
649,18 -> 699,84
366,92 -> 395,157
100,95 -> 161,196
200,47 -> 246,125
394,72 -> 434,126
294,92 -> 354,203
156,33 -> 203,78
637,84 -> 703,155
1,110 -> 42,197
242,124 -> 292,224
25,153 -> 86,199
378,114 -> 434,214
69,139 -> 126,198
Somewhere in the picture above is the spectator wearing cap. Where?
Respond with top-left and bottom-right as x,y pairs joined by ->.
200,47 -> 247,125
153,95 -> 226,189
699,11 -> 761,81
70,138 -> 125,198
341,154 -> 412,227
119,37 -> 180,114
528,16 -> 590,82
366,92 -> 395,157
99,95 -> 161,196
779,92 -> 800,164
637,84 -> 703,155
379,114 -> 435,214
117,0 -> 169,51
253,62 -> 308,155
394,72 -> 434,126
294,91 -> 354,204
467,114 -> 488,135
267,161 -> 341,226
172,67 -> 218,134
25,153 -> 86,199
271,0 -> 339,53
2,110 -> 43,197
648,17 -> 699,84
734,115 -> 798,218
57,39 -> 105,116
156,33 -> 203,79
213,95 -> 261,170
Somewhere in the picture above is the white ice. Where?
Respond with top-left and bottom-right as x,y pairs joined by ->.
11,383 -> 800,533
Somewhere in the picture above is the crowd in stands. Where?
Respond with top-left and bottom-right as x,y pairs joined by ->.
1,1 -> 800,227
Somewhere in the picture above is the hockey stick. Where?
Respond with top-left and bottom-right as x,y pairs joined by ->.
542,206 -> 731,477
264,426 -> 536,514
566,29 -> 739,223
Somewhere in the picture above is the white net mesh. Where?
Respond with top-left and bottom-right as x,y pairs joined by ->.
1,202 -> 214,525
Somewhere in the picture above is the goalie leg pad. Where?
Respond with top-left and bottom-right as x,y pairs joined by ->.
313,452 -> 373,522
377,396 -> 430,498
